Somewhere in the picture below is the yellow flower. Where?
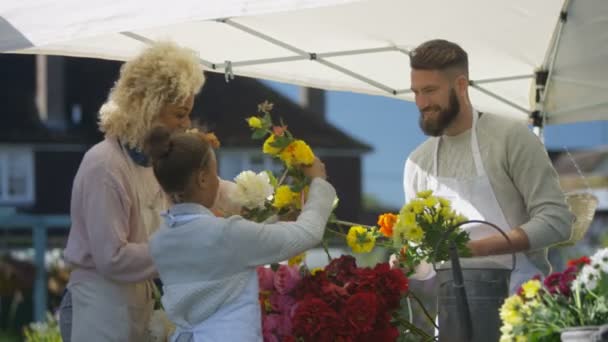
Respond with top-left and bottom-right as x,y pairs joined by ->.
280,140 -> 315,167
404,225 -> 425,243
521,279 -> 542,299
416,190 -> 433,199
263,135 -> 281,155
260,290 -> 273,313
273,185 -> 297,209
500,295 -> 524,325
438,197 -> 451,208
397,211 -> 416,228
310,267 -> 324,276
423,196 -> 438,208
440,207 -> 454,220
409,200 -> 425,214
454,214 -> 468,225
499,323 -> 514,342
346,226 -> 376,253
500,323 -> 513,336
288,252 -> 306,266
247,116 -> 263,129
521,299 -> 539,316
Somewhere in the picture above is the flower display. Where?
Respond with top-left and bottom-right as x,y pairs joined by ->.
259,255 -> 409,342
499,248 -> 608,341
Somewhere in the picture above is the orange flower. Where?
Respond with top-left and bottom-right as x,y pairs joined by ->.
201,132 -> 221,149
272,125 -> 288,136
377,213 -> 398,237
399,245 -> 408,262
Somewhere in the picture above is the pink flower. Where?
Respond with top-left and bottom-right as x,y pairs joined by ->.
274,265 -> 301,295
262,332 -> 280,342
258,266 -> 275,291
262,314 -> 282,334
278,312 -> 293,336
269,293 -> 296,314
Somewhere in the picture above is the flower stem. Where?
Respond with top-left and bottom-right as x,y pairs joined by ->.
329,218 -> 374,229
393,316 -> 434,340
321,239 -> 332,262
408,291 -> 439,329
277,168 -> 289,187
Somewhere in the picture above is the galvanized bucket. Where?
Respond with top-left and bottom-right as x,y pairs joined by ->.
433,220 -> 516,342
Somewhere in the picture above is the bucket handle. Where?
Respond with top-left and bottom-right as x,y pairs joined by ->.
431,219 -> 517,272
431,219 -> 516,342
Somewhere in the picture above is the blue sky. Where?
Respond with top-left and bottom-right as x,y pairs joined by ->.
265,80 -> 608,209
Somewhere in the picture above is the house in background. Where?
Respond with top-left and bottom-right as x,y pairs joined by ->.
0,54 -> 372,223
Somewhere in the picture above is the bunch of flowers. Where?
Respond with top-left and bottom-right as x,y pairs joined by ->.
258,255 -> 412,342
22,312 -> 61,342
499,248 -> 608,341
238,102 -> 438,341
230,101 -> 316,223
340,190 -> 471,276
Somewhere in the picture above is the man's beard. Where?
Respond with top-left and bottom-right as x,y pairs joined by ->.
419,89 -> 460,137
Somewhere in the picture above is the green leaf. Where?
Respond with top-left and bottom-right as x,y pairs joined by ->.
270,134 -> 292,149
265,170 -> 278,188
251,129 -> 268,140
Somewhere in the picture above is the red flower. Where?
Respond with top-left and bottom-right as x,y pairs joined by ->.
319,282 -> 349,307
326,255 -> 358,285
543,266 -> 578,297
295,272 -> 327,300
373,263 -> 409,311
357,326 -> 400,342
292,298 -> 342,340
567,256 -> 591,269
342,292 -> 378,334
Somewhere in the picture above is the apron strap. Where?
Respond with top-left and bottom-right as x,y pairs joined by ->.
433,109 -> 485,177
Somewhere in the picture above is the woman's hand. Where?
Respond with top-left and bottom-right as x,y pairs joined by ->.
302,157 -> 327,180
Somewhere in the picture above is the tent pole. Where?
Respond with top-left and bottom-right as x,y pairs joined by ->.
532,0 -> 572,139
469,82 -> 530,115
217,18 -> 400,94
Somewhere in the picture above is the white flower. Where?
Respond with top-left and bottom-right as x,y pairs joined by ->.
572,264 -> 601,291
231,171 -> 274,209
591,247 -> 608,273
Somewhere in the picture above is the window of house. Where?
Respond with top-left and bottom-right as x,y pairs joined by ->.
218,151 -> 284,181
0,148 -> 35,205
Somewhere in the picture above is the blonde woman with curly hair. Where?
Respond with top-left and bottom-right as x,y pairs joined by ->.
57,41 -> 240,341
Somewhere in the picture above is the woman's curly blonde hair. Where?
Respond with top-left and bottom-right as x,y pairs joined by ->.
99,41 -> 205,149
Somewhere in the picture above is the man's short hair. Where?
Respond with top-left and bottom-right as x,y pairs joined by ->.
410,39 -> 468,75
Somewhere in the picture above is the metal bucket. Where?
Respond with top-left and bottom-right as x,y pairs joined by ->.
434,220 -> 516,342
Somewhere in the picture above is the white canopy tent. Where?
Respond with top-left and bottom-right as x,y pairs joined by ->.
1,0 -> 607,127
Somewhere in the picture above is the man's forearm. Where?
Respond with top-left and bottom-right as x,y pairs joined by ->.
467,227 -> 530,257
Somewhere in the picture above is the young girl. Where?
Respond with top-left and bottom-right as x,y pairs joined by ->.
145,126 -> 336,341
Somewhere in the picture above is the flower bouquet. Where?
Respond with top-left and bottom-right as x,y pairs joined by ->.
235,102 -> 440,341
337,189 -> 471,277
258,255 -> 414,342
499,248 -> 608,341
